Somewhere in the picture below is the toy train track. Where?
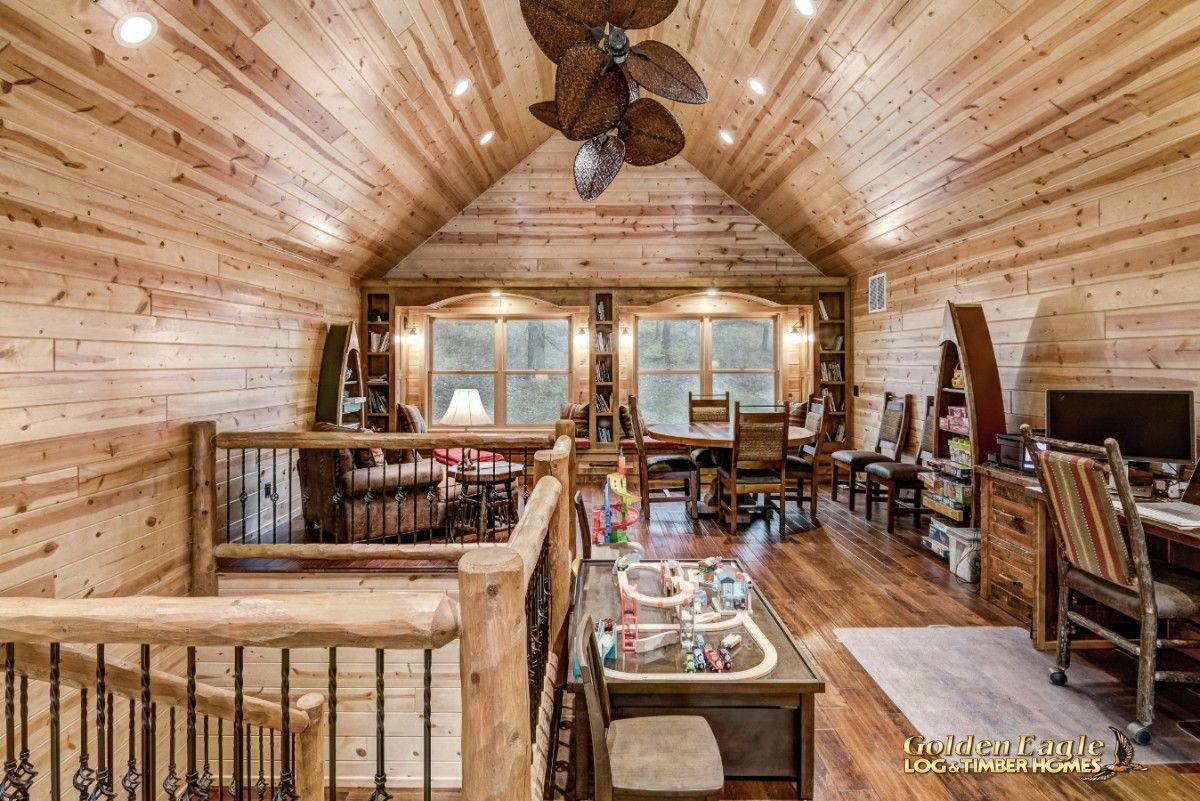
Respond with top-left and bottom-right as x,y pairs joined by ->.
605,614 -> 778,682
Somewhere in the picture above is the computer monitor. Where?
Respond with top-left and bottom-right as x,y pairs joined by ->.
1044,389 -> 1196,465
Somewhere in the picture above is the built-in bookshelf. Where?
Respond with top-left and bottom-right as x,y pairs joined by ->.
813,288 -> 851,449
589,290 -> 618,450
363,289 -> 396,431
316,322 -> 366,429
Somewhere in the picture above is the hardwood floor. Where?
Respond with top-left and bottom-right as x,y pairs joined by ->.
573,483 -> 1200,801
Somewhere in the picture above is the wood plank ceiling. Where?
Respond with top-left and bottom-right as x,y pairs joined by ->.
2,1 -> 1195,281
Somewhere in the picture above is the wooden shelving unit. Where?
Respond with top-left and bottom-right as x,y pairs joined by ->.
813,288 -> 851,480
362,289 -> 396,431
589,290 -> 618,451
315,322 -> 366,429
920,302 -> 1006,554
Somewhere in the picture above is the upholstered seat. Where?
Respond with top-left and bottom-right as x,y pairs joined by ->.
606,716 -> 724,798
864,461 -> 930,482
1064,563 -> 1200,620
832,449 -> 892,470
647,454 -> 698,474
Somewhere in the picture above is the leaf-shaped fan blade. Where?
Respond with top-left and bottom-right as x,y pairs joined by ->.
521,0 -> 608,63
628,80 -> 640,103
619,98 -> 685,166
608,0 -> 679,30
574,135 -> 626,201
529,101 -> 561,130
556,43 -> 629,141
623,41 -> 708,104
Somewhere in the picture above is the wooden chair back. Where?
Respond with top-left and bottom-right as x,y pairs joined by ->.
876,392 -> 910,460
574,490 -> 591,560
802,393 -> 827,437
688,392 -> 731,424
578,616 -> 614,801
1021,427 -> 1152,595
731,403 -> 790,474
914,396 -> 937,465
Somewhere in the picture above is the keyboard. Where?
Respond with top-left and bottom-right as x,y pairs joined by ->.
1134,501 -> 1200,530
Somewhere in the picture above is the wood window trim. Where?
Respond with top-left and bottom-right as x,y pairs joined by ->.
425,312 -> 574,429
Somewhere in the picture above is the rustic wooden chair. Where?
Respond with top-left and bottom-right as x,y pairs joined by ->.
578,616 -> 724,801
863,397 -> 935,533
718,403 -> 790,537
688,391 -> 731,470
830,392 -> 910,511
629,395 -> 698,521
575,490 -> 592,561
785,394 -> 836,524
1021,425 -> 1200,745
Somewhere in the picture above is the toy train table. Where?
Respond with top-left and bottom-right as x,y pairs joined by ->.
568,558 -> 825,800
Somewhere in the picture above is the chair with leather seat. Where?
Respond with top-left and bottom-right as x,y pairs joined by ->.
830,392 -> 909,511
718,403 -> 790,536
785,394 -> 834,524
630,395 -> 698,520
863,397 -> 935,533
1021,425 -> 1200,745
688,392 -> 731,470
578,615 -> 724,801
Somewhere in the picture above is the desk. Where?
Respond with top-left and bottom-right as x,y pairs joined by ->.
568,559 -> 824,799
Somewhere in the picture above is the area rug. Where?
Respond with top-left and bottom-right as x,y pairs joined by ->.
835,626 -> 1200,764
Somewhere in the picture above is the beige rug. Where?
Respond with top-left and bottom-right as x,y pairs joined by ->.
835,626 -> 1200,764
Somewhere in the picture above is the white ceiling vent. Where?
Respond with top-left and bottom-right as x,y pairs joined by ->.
867,273 -> 887,313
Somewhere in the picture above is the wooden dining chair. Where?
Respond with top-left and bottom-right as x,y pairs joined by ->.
574,490 -> 592,561
863,397 -> 935,533
718,403 -> 790,537
785,394 -> 835,523
831,392 -> 910,511
578,616 -> 724,801
1021,426 -> 1200,744
688,391 -> 731,469
629,395 -> 698,520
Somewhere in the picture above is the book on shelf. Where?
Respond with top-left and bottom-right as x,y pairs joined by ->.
596,301 -> 607,321
594,392 -> 610,413
818,298 -> 829,321
594,330 -> 612,351
834,334 -> 844,350
819,361 -> 844,382
368,331 -> 391,352
595,361 -> 612,382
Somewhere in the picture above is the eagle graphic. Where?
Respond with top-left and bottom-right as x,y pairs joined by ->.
1082,727 -> 1149,782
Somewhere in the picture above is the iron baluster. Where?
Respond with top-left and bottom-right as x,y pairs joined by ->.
274,651 -> 297,801
423,649 -> 432,801
254,728 -> 266,801
13,674 -> 36,801
148,705 -> 156,798
182,648 -> 201,800
121,699 -> 139,801
271,449 -> 280,544
232,647 -> 244,800
327,649 -> 337,801
216,719 -> 224,801
87,645 -> 115,801
198,716 -> 213,797
1,643 -> 17,801
72,687 -> 94,800
239,449 -> 249,543
256,448 -> 264,542
140,647 -> 151,801
50,644 -> 62,801
162,707 -> 180,800
368,649 -> 390,801
105,695 -> 114,800
268,729 -> 275,799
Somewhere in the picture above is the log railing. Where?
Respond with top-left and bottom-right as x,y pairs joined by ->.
194,420 -> 577,592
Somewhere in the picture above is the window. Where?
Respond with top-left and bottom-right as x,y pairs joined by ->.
429,317 -> 569,426
636,316 -> 777,423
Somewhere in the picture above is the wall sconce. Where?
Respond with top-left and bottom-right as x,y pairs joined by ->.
575,326 -> 589,344
785,315 -> 807,346
619,326 -> 632,345
404,326 -> 422,347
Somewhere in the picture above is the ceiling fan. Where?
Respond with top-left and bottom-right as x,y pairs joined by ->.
521,0 -> 708,201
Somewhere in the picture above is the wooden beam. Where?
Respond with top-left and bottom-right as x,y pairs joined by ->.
190,420 -> 218,596
215,430 -> 556,450
214,542 -> 502,562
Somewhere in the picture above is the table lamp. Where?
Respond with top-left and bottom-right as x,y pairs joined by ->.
439,388 -> 492,470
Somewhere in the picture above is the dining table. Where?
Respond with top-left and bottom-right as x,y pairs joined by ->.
645,422 -> 816,519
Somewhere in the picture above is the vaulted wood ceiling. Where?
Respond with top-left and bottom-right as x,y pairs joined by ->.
3,0 -> 1196,281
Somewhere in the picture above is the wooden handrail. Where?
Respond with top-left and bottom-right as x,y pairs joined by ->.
214,430 -> 556,450
14,643 -> 312,733
0,593 -> 460,649
213,542 -> 504,563
507,477 -> 563,588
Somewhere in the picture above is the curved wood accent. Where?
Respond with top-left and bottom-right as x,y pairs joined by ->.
0,593 -> 460,649
215,429 -> 556,450
646,423 -> 815,450
14,643 -> 311,733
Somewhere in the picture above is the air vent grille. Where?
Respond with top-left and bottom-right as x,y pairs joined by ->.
867,273 -> 887,313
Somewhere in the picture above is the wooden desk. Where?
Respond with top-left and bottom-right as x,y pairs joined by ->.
977,465 -> 1200,649
568,559 -> 824,799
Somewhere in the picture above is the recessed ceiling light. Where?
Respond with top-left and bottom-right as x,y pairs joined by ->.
748,78 -> 766,96
114,12 -> 157,47
452,78 -> 471,97
794,0 -> 816,16
719,130 -> 734,145
479,130 -> 495,146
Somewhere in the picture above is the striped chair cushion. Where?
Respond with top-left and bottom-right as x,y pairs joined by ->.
561,402 -> 590,438
1037,450 -> 1134,586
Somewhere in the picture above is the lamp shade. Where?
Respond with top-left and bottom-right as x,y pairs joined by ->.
439,388 -> 492,427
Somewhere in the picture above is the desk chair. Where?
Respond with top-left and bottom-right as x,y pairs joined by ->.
629,395 -> 698,521
830,392 -> 910,511
719,403 -> 790,537
1021,425 -> 1200,744
863,397 -> 936,534
688,392 -> 731,470
578,616 -> 724,801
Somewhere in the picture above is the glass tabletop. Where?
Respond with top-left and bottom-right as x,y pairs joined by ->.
571,559 -> 823,692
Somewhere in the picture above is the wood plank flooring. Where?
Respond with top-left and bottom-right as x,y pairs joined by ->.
572,484 -> 1200,801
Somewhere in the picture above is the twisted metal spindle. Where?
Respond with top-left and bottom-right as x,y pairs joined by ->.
254,728 -> 265,801
198,716 -> 213,797
89,645 -> 115,801
232,648 -> 244,800
327,648 -> 337,801
140,647 -> 151,801
72,687 -> 94,800
274,651 -> 297,801
368,649 -> 390,801
182,647 -> 201,800
162,707 -> 180,800
13,673 -> 36,801
50,644 -> 62,801
1,643 -> 18,801
121,699 -> 139,801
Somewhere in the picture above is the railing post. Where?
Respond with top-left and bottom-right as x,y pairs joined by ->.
294,692 -> 327,799
458,549 -> 529,801
554,418 -> 578,553
191,421 -> 218,596
545,427 -> 574,643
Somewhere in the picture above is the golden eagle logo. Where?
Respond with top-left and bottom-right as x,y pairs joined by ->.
1082,727 -> 1149,782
